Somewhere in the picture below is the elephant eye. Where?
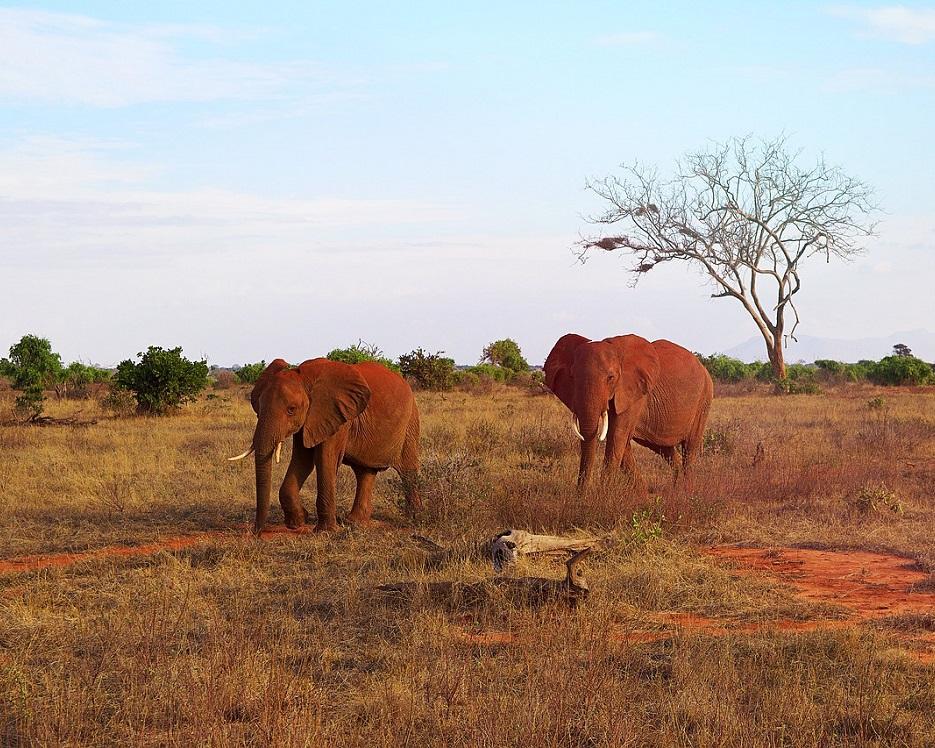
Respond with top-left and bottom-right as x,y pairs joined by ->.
287,406 -> 297,415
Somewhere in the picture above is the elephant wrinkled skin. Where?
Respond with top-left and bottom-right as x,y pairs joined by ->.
544,333 -> 713,489
232,358 -> 421,533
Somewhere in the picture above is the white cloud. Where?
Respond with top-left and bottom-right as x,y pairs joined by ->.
0,8 -> 336,106
0,137 -> 459,265
828,5 -> 935,44
594,31 -> 660,47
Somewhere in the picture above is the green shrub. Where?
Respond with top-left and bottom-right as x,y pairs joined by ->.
773,378 -> 822,395
100,387 -> 136,416
326,342 -> 400,372
234,361 -> 266,384
867,355 -> 934,386
397,348 -> 456,390
465,363 -> 512,382
697,354 -> 756,383
4,334 -> 63,420
58,362 -> 111,398
814,359 -> 846,376
480,338 -> 529,373
114,346 -> 209,414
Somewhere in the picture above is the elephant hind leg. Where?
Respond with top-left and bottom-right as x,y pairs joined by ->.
396,409 -> 422,513
682,400 -> 711,471
347,466 -> 378,525
641,442 -> 681,485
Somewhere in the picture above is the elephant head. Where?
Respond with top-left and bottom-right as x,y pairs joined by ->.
229,358 -> 371,532
544,334 -> 660,485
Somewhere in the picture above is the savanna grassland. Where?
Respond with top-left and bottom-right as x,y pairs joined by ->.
1,381 -> 934,746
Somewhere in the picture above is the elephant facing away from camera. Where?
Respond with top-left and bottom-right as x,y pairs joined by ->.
229,358 -> 421,533
544,334 -> 713,489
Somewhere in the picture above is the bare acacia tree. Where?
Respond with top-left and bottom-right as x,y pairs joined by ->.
578,135 -> 879,379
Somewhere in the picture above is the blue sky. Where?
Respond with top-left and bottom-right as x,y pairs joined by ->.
1,2 -> 933,365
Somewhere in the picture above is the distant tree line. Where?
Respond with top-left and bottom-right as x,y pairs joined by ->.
697,344 -> 934,392
4,334 -> 932,422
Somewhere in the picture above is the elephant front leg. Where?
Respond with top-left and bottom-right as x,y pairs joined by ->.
602,410 -> 634,473
313,437 -> 346,532
278,442 -> 314,529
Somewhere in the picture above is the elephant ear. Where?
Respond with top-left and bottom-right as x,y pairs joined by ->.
544,333 -> 590,411
250,359 -> 291,415
606,335 -> 660,415
297,359 -> 372,448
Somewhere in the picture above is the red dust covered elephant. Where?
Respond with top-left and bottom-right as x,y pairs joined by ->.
229,358 -> 421,533
544,334 -> 712,489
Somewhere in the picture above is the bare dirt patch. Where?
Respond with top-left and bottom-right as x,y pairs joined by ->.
706,546 -> 935,619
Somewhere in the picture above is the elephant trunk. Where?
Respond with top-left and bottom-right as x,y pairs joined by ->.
254,452 -> 273,534
574,404 -> 608,488
251,419 -> 284,534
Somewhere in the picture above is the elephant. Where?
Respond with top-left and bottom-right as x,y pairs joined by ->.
543,333 -> 713,489
229,358 -> 421,533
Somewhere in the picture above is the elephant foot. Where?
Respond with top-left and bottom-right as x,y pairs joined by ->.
346,510 -> 372,525
313,521 -> 340,533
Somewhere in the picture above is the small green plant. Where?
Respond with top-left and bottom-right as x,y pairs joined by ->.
114,346 -> 209,414
628,506 -> 665,543
326,341 -> 400,372
851,483 -> 903,515
866,396 -> 887,410
397,348 -> 456,390
234,361 -> 266,384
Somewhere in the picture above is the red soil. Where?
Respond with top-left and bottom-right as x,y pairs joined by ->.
0,525 -> 310,576
705,546 -> 935,619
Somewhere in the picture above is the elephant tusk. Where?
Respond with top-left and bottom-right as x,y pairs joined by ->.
275,442 -> 283,464
572,417 -> 584,441
227,447 -> 254,462
598,411 -> 609,442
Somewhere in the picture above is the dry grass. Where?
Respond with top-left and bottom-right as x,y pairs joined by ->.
1,384 -> 934,745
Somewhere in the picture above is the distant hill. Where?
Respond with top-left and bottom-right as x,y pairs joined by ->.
721,329 -> 935,363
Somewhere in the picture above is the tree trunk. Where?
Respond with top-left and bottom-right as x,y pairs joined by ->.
767,338 -> 786,380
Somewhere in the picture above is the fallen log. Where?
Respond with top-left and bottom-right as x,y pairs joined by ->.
377,548 -> 592,609
412,529 -> 604,572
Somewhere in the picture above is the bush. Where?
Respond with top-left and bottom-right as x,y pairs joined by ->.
326,341 -> 400,372
212,370 -> 236,389
464,363 -> 512,382
867,355 -> 935,386
3,334 -> 63,420
234,361 -> 266,384
773,378 -> 822,395
100,387 -> 136,416
114,346 -> 209,414
480,339 -> 529,373
58,362 -> 111,398
397,348 -> 456,390
697,354 -> 756,383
